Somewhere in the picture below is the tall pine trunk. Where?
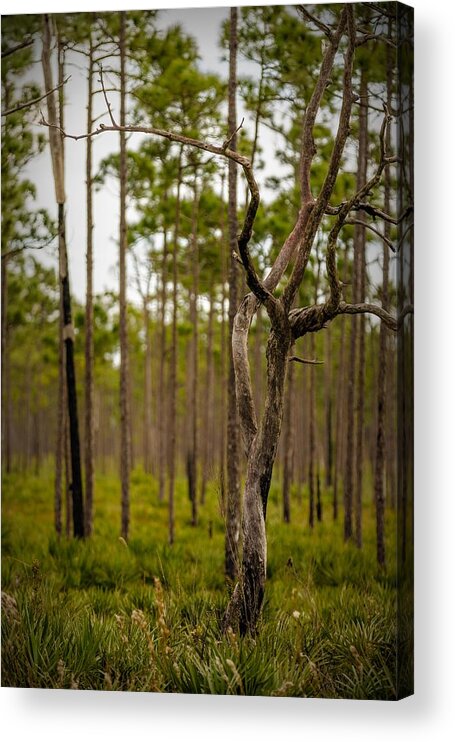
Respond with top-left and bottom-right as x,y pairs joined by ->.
374,30 -> 393,565
84,34 -> 95,535
354,71 -> 368,548
225,6 -> 241,581
168,150 -> 183,545
42,14 -> 84,537
282,347 -> 294,523
158,202 -> 168,501
187,183 -> 200,526
119,12 -> 131,540
143,298 -> 153,474
200,291 -> 215,505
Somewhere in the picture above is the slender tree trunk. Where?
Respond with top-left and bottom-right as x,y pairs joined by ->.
143,299 -> 153,474
42,15 -> 84,537
374,38 -> 392,566
200,291 -> 215,505
158,203 -> 168,501
344,72 -> 368,545
119,11 -> 130,540
54,287 -> 64,536
187,183 -> 200,526
84,34 -> 95,536
64,403 -> 71,537
354,71 -> 369,548
308,330 -> 316,529
324,326 -> 333,489
218,173 -> 227,509
225,7 -> 241,581
282,347 -> 294,523
168,150 -> 183,545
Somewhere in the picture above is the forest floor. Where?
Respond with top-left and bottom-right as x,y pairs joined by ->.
1,468 -> 411,698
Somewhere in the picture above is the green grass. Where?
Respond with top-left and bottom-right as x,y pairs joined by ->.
1,467 -> 411,698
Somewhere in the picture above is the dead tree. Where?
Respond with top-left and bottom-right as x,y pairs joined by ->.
42,4 -> 408,633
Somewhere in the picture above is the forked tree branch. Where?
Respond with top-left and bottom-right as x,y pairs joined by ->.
282,5 -> 356,312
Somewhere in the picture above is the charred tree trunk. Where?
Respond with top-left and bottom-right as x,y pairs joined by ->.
119,11 -> 131,541
225,6 -> 241,581
54,283 -> 65,536
42,15 -> 84,537
168,149 -> 183,545
84,33 -> 95,536
187,183 -> 200,526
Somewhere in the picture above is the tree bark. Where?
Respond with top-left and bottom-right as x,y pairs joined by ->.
143,298 -> 153,474
168,149 -> 183,545
119,11 -> 131,541
282,346 -> 294,523
158,203 -> 168,501
324,326 -> 333,489
200,290 -> 215,505
42,14 -> 84,537
354,70 -> 369,549
225,6 -> 241,581
224,318 -> 291,634
373,36 -> 393,566
84,33 -> 95,536
187,182 -> 200,526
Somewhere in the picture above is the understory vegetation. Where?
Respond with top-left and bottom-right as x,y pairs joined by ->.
1,468 -> 410,698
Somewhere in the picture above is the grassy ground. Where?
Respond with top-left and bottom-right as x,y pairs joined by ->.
1,467 -> 411,698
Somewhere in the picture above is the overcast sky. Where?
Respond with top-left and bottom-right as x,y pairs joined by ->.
8,4 -> 284,304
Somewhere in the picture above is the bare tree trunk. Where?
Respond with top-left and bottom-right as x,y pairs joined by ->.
344,71 -> 368,545
282,347 -> 294,523
187,183 -> 200,526
158,205 -> 168,501
324,326 -> 333,489
64,403 -> 71,537
54,288 -> 64,536
119,11 -> 130,541
224,321 -> 291,634
42,15 -> 84,537
225,6 -> 241,581
84,33 -> 95,536
354,70 -> 369,549
143,299 -> 153,474
200,290 -> 215,505
168,149 -> 183,545
218,173 -> 228,509
374,36 -> 393,566
308,330 -> 316,529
